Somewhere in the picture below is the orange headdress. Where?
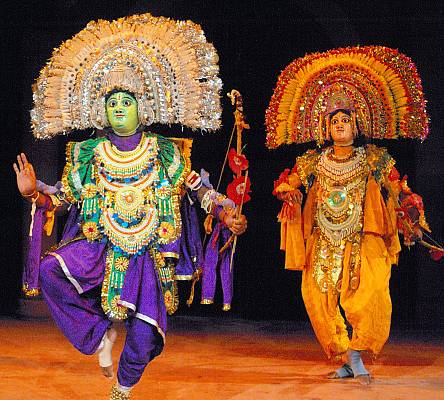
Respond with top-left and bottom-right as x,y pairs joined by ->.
265,46 -> 429,148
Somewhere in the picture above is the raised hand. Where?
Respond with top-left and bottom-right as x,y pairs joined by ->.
13,153 -> 37,197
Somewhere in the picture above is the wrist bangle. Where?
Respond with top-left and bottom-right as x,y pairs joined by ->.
31,192 -> 41,203
23,190 -> 37,198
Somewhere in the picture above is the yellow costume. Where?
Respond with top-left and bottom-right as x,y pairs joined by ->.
266,46 -> 430,371
276,144 -> 401,358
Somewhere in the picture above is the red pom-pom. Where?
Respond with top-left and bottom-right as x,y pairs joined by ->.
228,148 -> 249,175
227,176 -> 251,205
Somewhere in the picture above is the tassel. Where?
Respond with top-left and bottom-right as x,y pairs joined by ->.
186,268 -> 202,306
203,214 -> 213,234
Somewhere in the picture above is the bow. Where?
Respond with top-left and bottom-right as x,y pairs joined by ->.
187,90 -> 250,307
218,90 -> 251,271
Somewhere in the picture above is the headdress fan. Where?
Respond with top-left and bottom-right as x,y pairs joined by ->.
31,13 -> 222,138
265,46 -> 429,148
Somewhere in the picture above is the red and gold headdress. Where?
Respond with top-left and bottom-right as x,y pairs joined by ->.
265,46 -> 429,148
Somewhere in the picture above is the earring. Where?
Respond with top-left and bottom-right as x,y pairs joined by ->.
325,115 -> 331,141
351,111 -> 358,137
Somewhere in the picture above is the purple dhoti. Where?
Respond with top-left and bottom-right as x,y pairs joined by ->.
22,132 -> 222,389
40,237 -> 165,387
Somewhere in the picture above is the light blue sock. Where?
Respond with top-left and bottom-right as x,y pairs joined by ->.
335,363 -> 354,378
347,349 -> 369,377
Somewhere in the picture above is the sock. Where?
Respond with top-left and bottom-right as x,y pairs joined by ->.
335,363 -> 354,378
347,349 -> 369,377
98,327 -> 117,367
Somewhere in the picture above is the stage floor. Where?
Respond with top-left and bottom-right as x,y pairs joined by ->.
0,316 -> 443,400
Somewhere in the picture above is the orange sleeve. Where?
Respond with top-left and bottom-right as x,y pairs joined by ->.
279,203 -> 306,270
363,175 -> 401,264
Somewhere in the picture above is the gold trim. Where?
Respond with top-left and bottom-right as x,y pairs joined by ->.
61,142 -> 78,204
22,283 -> 40,297
161,252 -> 179,259
174,274 -> 193,281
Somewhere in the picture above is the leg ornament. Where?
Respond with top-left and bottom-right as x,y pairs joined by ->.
110,383 -> 131,400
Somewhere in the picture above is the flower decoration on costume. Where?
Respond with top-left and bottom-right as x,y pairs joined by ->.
158,222 -> 175,240
163,290 -> 173,310
114,257 -> 130,272
228,148 -> 249,175
82,183 -> 97,199
265,46 -> 429,148
82,221 -> 100,241
110,295 -> 128,319
227,176 -> 251,205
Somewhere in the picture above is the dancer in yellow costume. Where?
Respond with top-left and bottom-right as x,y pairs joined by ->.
266,46 -> 431,384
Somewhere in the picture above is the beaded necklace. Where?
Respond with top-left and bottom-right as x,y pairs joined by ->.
93,135 -> 161,255
313,146 -> 369,294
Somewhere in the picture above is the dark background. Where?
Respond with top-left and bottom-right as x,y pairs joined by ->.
1,1 -> 443,330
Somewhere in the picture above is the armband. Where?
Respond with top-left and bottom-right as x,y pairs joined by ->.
201,189 -> 235,214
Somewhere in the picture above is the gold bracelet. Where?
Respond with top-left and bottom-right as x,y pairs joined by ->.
31,192 -> 41,203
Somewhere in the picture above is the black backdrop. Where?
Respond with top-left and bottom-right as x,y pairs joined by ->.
1,1 -> 443,329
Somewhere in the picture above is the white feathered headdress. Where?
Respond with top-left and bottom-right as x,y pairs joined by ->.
31,14 -> 222,138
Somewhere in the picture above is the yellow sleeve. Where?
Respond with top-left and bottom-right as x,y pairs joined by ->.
278,203 -> 306,270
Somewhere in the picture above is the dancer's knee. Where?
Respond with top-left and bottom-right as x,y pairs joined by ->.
39,255 -> 60,287
127,320 -> 164,363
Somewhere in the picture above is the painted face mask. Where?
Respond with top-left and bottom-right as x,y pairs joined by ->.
106,91 -> 139,136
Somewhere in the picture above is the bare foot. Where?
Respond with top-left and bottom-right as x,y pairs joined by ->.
101,364 -> 114,379
99,327 -> 117,379
356,374 -> 371,385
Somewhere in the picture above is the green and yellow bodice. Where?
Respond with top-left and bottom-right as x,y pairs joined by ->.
62,133 -> 190,256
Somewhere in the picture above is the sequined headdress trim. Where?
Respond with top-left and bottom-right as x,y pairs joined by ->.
31,14 -> 222,138
265,46 -> 429,148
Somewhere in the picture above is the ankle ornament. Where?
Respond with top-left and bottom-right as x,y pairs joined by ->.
110,384 -> 131,400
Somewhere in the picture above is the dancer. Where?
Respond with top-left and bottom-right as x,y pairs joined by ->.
266,46 -> 431,384
14,14 -> 246,399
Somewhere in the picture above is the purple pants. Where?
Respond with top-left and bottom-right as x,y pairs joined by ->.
201,224 -> 233,305
40,255 -> 163,387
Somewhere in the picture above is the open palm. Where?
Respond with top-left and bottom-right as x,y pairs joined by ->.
13,153 -> 36,196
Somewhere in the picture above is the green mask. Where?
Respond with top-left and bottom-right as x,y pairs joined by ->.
105,91 -> 139,136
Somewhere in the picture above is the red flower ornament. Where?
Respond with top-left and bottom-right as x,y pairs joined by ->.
227,175 -> 251,205
228,148 -> 249,175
